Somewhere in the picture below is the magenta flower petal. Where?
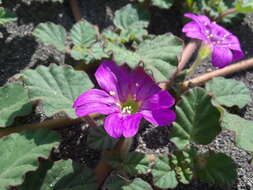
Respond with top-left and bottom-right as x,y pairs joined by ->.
95,61 -> 129,102
182,21 -> 206,40
212,46 -> 233,68
130,67 -> 161,101
104,113 -> 124,138
122,113 -> 143,138
141,109 -> 176,126
140,91 -> 175,111
73,89 -> 119,117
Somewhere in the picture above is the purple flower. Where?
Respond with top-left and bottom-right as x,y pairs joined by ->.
182,13 -> 244,68
73,61 -> 176,138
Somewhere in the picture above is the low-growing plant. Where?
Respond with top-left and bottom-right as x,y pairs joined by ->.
0,1 -> 253,190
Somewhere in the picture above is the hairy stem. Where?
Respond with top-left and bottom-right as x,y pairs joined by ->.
0,117 -> 81,138
95,137 -> 134,187
217,8 -> 237,20
69,0 -> 82,22
0,114 -> 98,138
159,39 -> 200,90
181,57 -> 253,89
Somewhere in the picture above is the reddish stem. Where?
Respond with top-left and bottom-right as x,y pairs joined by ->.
181,57 -> 253,89
69,0 -> 82,22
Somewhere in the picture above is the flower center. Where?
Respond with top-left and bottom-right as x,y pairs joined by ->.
121,99 -> 140,114
204,23 -> 230,45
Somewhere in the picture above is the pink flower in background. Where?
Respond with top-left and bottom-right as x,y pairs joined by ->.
73,61 -> 176,138
182,13 -> 244,68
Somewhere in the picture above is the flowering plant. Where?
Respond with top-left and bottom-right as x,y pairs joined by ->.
0,1 -> 253,190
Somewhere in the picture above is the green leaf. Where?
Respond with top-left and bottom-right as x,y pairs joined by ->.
170,151 -> 193,184
105,175 -> 152,190
107,34 -> 182,82
0,8 -> 17,24
0,83 -> 32,127
87,126 -> 118,150
19,159 -> 98,190
235,0 -> 253,13
221,112 -> 253,152
152,155 -> 178,189
110,152 -> 149,176
151,0 -> 173,9
113,4 -> 150,42
33,23 -> 67,51
0,129 -> 59,189
71,21 -> 97,47
171,88 -> 221,149
22,64 -> 94,118
71,42 -> 108,62
194,151 -> 237,185
123,178 -> 152,190
206,77 -> 251,108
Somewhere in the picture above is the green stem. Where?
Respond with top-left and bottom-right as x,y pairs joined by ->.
187,43 -> 212,75
187,55 -> 203,75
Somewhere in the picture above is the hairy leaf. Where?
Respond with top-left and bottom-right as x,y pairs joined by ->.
152,155 -> 178,189
0,83 -> 32,127
0,8 -> 17,24
71,21 -> 97,47
33,23 -> 67,51
0,129 -> 59,189
71,42 -> 108,62
206,77 -> 251,108
137,0 -> 173,9
110,152 -> 149,176
123,178 -> 152,190
171,88 -> 221,149
107,34 -> 182,82
19,159 -> 98,190
87,126 -> 118,150
105,175 -> 152,190
151,0 -> 173,9
221,112 -> 253,152
194,151 -> 237,185
22,64 -> 94,118
113,4 -> 149,42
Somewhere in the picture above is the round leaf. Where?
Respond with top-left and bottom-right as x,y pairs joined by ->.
206,77 -> 251,108
221,112 -> 253,152
171,88 -> 221,149
0,83 -> 32,127
33,23 -> 67,51
151,156 -> 178,189
71,21 -> 97,47
0,129 -> 59,189
19,159 -> 98,190
22,64 -> 94,118
194,151 -> 237,185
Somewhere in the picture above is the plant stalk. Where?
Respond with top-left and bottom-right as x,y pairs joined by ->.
217,8 -> 237,21
0,117 -> 81,138
0,114 -> 98,138
181,57 -> 253,89
95,137 -> 134,187
69,0 -> 82,22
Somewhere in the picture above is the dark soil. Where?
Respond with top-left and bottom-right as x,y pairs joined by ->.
1,0 -> 253,190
